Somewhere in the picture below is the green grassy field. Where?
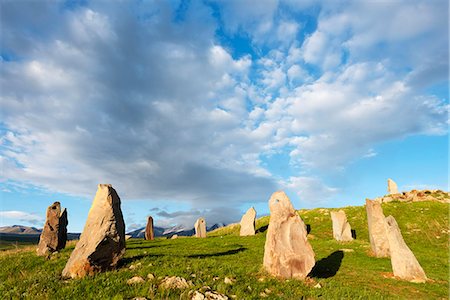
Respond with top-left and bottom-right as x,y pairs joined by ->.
0,201 -> 448,299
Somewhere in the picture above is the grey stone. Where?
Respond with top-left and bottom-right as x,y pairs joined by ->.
366,199 -> 390,257
330,210 -> 353,242
240,207 -> 256,236
194,217 -> 206,238
37,202 -> 68,256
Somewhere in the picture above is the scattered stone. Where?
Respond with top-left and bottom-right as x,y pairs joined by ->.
314,283 -> 322,289
37,202 -> 68,257
387,179 -> 399,194
145,216 -> 154,240
127,276 -> 145,285
264,288 -> 272,294
62,184 -> 126,278
125,235 -> 132,240
204,291 -> 228,300
224,277 -> 235,285
330,210 -> 353,242
263,190 -> 315,279
259,292 -> 268,298
191,291 -> 206,300
171,234 -> 178,239
366,199 -> 390,257
160,276 -> 191,289
129,262 -> 141,270
240,207 -> 256,236
376,189 -> 450,204
384,215 -> 427,282
132,297 -> 147,300
147,273 -> 155,280
339,248 -> 354,253
194,217 -> 207,238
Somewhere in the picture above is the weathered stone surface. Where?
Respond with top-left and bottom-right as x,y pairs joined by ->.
160,276 -> 191,289
263,191 -> 315,279
240,207 -> 256,236
37,202 -> 68,256
387,179 -> 398,194
194,217 -> 206,238
366,199 -> 390,257
171,234 -> 178,239
145,216 -> 154,240
384,215 -> 427,282
330,210 -> 353,242
62,184 -> 125,278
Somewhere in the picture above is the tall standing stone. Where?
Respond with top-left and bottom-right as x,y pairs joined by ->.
240,207 -> 256,236
62,184 -> 125,278
194,217 -> 206,238
263,191 -> 315,279
145,216 -> 154,240
384,215 -> 427,282
36,202 -> 68,256
387,179 -> 398,194
366,199 -> 390,257
330,210 -> 353,242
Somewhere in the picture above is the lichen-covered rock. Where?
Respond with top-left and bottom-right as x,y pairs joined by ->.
263,191 -> 315,279
366,199 -> 390,257
330,210 -> 353,242
145,216 -> 154,240
194,217 -> 206,238
384,215 -> 427,282
240,207 -> 256,236
37,202 -> 68,256
62,184 -> 125,278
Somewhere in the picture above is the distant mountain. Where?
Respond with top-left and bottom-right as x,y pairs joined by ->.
126,223 -> 226,238
0,225 -> 80,242
0,225 -> 42,235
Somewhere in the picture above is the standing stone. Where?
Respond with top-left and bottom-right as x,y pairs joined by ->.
240,207 -> 256,236
36,202 -> 68,256
62,184 -> 125,278
330,210 -> 353,242
387,178 -> 398,194
145,216 -> 154,240
194,217 -> 206,238
384,215 -> 427,282
263,191 -> 315,279
366,199 -> 390,257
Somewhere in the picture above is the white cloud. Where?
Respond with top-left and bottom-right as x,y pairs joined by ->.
0,211 -> 44,225
283,176 -> 339,205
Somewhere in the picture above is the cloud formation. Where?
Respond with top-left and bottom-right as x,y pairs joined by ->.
0,211 -> 44,226
1,0 -> 447,225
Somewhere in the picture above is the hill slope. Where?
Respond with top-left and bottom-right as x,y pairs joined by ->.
0,201 -> 448,299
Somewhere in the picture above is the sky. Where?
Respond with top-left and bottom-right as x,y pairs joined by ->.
0,0 -> 448,233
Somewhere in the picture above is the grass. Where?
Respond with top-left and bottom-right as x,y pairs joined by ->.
0,201 -> 448,299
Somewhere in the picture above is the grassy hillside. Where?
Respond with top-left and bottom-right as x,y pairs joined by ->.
0,201 -> 448,299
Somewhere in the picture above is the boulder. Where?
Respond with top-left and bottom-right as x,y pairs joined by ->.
330,210 -> 353,242
387,178 -> 398,194
263,191 -> 315,279
384,215 -> 427,282
240,207 -> 256,236
194,217 -> 206,238
366,199 -> 390,257
145,216 -> 154,240
37,202 -> 68,256
62,184 -> 125,278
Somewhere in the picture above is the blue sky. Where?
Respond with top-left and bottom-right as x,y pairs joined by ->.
0,0 -> 448,233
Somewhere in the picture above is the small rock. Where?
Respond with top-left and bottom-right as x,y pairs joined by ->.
205,291 -> 228,300
264,288 -> 271,294
258,277 -> 265,282
191,273 -> 197,278
224,277 -> 235,285
191,291 -> 206,300
340,248 -> 354,253
259,292 -> 268,298
132,298 -> 147,300
314,283 -> 322,288
160,276 -> 191,289
129,262 -> 142,270
127,276 -> 145,285
171,234 -> 178,239
147,273 -> 155,280
247,286 -> 252,292
213,276 -> 220,281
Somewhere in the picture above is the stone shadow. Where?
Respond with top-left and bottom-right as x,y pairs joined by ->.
308,250 -> 344,279
118,254 -> 164,268
351,229 -> 357,239
256,225 -> 269,234
187,247 -> 247,258
126,244 -> 164,250
306,224 -> 311,234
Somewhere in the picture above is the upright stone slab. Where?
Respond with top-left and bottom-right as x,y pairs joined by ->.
145,216 -> 154,240
366,199 -> 390,257
330,210 -> 353,242
240,207 -> 256,236
263,191 -> 315,279
37,202 -> 68,256
194,217 -> 206,238
384,215 -> 427,282
387,179 -> 398,194
62,184 -> 125,278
